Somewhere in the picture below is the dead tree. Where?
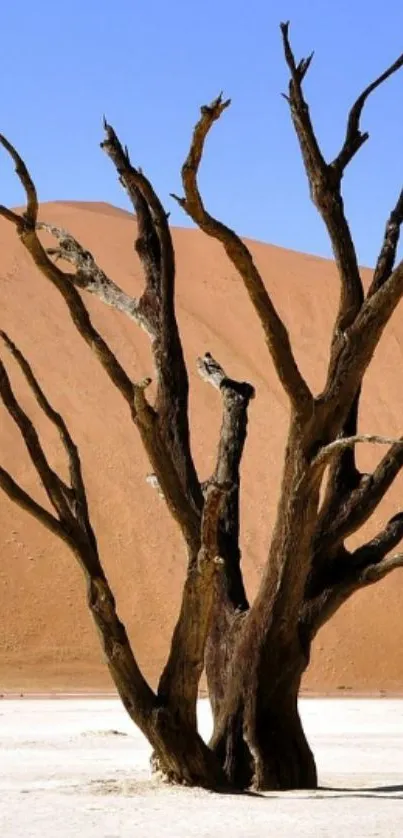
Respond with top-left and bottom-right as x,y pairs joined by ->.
1,24 -> 403,790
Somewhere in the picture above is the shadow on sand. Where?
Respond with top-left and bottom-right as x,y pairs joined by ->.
313,784 -> 403,800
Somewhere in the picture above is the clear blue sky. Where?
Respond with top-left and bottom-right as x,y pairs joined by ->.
1,0 -> 402,266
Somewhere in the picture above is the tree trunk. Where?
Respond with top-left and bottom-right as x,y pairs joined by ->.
243,673 -> 317,791
207,630 -> 317,790
87,573 -> 227,789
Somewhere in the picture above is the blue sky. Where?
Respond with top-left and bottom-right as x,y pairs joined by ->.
1,0 -> 402,266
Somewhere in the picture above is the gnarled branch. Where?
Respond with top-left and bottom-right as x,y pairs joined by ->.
359,551 -> 403,583
331,54 -> 403,176
325,258 -> 403,411
0,465 -> 66,543
1,331 -> 89,516
157,480 -> 227,730
199,352 -> 254,609
281,25 -> 403,354
312,432 -> 403,469
0,132 -> 202,549
368,188 -> 403,295
0,133 -> 38,227
174,96 -> 312,413
351,512 -> 403,571
0,354 -> 73,526
318,436 -> 403,554
0,335 -> 156,733
0,134 -> 135,407
38,223 -> 153,336
101,120 -> 203,522
304,519 -> 403,639
280,22 -> 364,338
158,353 -> 254,729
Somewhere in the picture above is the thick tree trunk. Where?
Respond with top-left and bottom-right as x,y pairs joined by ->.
204,419 -> 320,791
242,670 -> 317,791
207,631 -> 316,790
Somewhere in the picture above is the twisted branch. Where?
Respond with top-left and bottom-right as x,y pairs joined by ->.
312,433 -> 403,469
368,188 -> 403,295
280,22 -> 364,337
38,223 -> 152,336
173,95 -> 312,412
331,54 -> 403,176
0,334 -> 156,731
0,131 -> 201,549
101,120 -> 203,521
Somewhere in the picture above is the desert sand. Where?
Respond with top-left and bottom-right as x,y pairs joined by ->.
1,697 -> 402,837
1,200 -> 403,693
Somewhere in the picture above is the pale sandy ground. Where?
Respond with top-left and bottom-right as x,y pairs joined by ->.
0,698 -> 402,837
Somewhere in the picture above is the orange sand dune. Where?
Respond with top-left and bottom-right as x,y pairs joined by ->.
1,201 -> 402,694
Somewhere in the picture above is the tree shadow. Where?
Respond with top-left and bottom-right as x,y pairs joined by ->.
315,784 -> 403,800
205,783 -> 403,800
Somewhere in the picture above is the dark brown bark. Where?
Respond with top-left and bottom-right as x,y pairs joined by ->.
1,24 -> 403,793
204,418 -> 322,790
0,334 -> 226,788
208,622 -> 316,790
159,355 -> 254,729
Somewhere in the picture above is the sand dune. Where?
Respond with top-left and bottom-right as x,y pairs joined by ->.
0,201 -> 402,693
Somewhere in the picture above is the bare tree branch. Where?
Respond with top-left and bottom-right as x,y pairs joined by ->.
281,24 -> 403,355
0,136 -> 136,408
302,544 -> 403,639
0,357 -> 73,523
368,188 -> 403,295
312,433 -> 403,469
305,506 -> 403,638
331,54 -> 403,176
158,354 -> 254,729
158,481 -> 227,730
38,223 -> 153,336
101,120 -> 203,519
0,337 -> 159,739
360,551 -> 403,583
199,353 -> 254,608
174,95 -> 312,412
0,133 -> 38,226
0,206 -> 23,226
325,258 -> 403,410
318,436 -> 403,553
280,22 -> 364,338
0,465 -> 67,542
197,352 -> 228,390
316,388 -> 362,532
101,120 -> 174,305
279,23 -> 403,462
1,331 -> 89,514
351,512 -> 403,571
0,132 -> 203,549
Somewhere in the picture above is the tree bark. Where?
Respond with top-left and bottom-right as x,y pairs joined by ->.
207,618 -> 316,790
204,418 -> 320,791
87,572 -> 227,789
